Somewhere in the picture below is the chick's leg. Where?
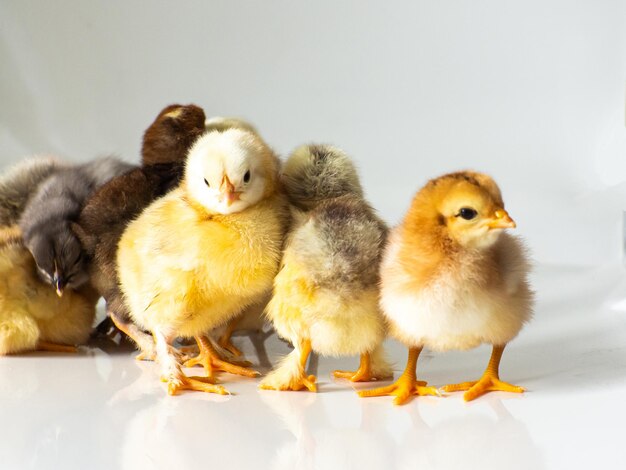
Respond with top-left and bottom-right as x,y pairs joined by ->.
153,330 -> 228,396
259,338 -> 317,392
333,352 -> 390,382
441,344 -> 524,401
218,316 -> 242,357
184,335 -> 259,379
110,312 -> 156,361
358,347 -> 438,405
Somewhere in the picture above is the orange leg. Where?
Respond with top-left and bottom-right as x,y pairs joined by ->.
259,338 -> 317,392
358,347 -> 438,405
184,335 -> 259,379
37,341 -> 77,353
333,352 -> 386,382
152,329 -> 229,396
218,317 -> 243,357
110,313 -> 156,361
441,344 -> 524,401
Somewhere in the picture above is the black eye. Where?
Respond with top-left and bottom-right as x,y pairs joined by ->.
204,178 -> 210,188
243,170 -> 251,183
457,208 -> 478,220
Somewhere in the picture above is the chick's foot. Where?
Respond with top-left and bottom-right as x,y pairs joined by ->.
184,335 -> 258,378
442,376 -> 524,401
358,372 -> 438,405
333,353 -> 386,382
259,371 -> 317,392
442,344 -> 525,401
164,372 -> 229,396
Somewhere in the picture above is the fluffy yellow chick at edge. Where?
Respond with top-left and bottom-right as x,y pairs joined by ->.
117,128 -> 290,395
360,171 -> 534,404
260,145 -> 392,392
0,226 -> 98,355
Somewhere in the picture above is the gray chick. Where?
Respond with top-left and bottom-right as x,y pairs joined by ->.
0,157 -> 66,226
260,144 -> 392,392
19,156 -> 134,296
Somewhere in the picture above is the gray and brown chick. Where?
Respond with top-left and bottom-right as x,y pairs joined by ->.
260,144 -> 392,392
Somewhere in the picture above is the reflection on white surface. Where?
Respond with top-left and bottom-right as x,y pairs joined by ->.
1,265 -> 626,469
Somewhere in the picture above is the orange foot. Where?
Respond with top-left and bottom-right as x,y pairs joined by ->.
163,372 -> 230,396
37,341 -> 77,353
333,353 -> 387,382
358,373 -> 439,405
442,376 -> 525,401
218,335 -> 242,357
259,371 -> 317,392
184,336 -> 259,379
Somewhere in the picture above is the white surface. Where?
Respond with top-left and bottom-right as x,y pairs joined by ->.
1,0 -> 625,265
1,264 -> 625,470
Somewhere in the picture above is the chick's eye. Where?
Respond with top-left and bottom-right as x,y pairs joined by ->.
204,178 -> 210,188
243,170 -> 251,184
457,207 -> 478,220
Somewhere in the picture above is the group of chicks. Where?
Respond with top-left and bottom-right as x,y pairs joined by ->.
0,103 -> 533,404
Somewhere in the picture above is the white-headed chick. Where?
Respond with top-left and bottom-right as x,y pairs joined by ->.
359,171 -> 533,404
0,226 -> 98,355
260,145 -> 392,392
117,128 -> 290,395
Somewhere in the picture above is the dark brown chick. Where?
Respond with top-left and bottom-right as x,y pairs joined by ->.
72,104 -> 206,359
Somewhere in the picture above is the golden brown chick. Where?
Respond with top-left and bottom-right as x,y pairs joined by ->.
0,226 -> 98,355
260,145 -> 392,393
117,128 -> 290,395
360,171 -> 533,404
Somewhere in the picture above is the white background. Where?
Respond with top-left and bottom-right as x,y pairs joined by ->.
1,3 -> 626,469
1,0 -> 625,266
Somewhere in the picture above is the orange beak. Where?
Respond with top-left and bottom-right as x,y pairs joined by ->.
220,175 -> 241,207
488,209 -> 516,229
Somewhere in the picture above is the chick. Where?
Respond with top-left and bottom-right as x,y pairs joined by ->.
0,226 -> 98,355
0,156 -> 65,226
117,128 -> 289,395
18,156 -> 133,296
260,145 -> 392,392
359,171 -> 533,404
72,104 -> 206,359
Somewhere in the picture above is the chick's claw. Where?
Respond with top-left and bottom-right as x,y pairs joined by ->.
260,373 -> 317,392
134,350 -> 156,361
184,347 -> 258,378
442,376 -> 525,402
165,373 -> 229,396
359,374 -> 439,405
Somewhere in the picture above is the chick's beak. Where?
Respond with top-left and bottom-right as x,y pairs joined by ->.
53,272 -> 64,297
488,209 -> 516,229
220,175 -> 241,207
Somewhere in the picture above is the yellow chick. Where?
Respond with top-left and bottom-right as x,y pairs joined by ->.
117,128 -> 289,395
260,145 -> 392,392
0,226 -> 98,355
360,171 -> 533,404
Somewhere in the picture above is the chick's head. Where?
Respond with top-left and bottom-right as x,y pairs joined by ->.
184,128 -> 278,215
141,103 -> 206,166
417,171 -> 516,250
28,225 -> 88,296
281,144 -> 363,210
